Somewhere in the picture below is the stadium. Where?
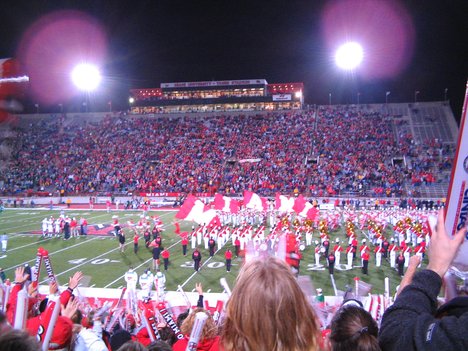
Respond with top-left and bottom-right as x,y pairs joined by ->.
0,1 -> 467,350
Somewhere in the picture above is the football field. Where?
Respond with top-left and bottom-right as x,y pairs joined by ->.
0,207 -> 418,296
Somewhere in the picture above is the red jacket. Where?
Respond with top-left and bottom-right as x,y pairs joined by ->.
161,249 -> 170,259
173,335 -> 220,351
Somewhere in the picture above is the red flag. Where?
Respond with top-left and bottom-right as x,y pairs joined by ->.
293,195 -> 319,220
243,190 -> 267,211
213,193 -> 239,213
275,193 -> 294,212
176,195 -> 219,225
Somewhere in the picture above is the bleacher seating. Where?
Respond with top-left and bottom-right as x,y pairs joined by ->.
0,102 -> 458,198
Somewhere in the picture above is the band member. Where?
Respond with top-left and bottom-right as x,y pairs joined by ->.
333,238 -> 343,266
382,237 -> 390,258
346,244 -> 354,269
351,236 -> 358,259
208,236 -> 216,257
314,241 -> 321,266
362,250 -> 370,275
389,238 -> 398,268
375,245 -> 384,267
403,245 -> 412,267
359,239 -> 370,263
396,251 -> 405,276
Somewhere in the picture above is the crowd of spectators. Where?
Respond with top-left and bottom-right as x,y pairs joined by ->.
0,106 -> 453,198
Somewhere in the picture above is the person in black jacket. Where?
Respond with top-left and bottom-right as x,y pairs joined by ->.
379,210 -> 468,351
192,248 -> 202,271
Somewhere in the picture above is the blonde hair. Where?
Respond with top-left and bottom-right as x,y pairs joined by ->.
221,256 -> 320,351
180,308 -> 218,340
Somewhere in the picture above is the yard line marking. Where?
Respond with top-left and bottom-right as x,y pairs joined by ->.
179,244 -> 225,289
4,237 -> 55,252
330,274 -> 338,296
39,241 -> 135,284
3,237 -> 100,273
103,239 -> 181,288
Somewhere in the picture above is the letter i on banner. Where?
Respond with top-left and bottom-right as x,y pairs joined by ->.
157,301 -> 184,340
444,80 -> 468,271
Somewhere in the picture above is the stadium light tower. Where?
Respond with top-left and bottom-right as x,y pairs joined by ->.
335,42 -> 364,71
71,63 -> 102,92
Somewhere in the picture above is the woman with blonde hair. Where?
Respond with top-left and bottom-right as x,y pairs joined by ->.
221,256 -> 320,351
172,308 -> 220,351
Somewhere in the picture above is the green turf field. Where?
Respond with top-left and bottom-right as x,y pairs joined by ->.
0,208 -> 422,296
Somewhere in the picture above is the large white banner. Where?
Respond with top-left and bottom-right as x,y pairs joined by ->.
445,81 -> 468,270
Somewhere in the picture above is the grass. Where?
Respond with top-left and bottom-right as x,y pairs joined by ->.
0,208 -> 421,296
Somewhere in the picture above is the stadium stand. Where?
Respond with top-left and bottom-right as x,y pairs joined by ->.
0,102 -> 457,200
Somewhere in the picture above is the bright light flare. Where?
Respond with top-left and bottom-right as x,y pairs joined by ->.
71,63 -> 101,91
321,0 -> 415,80
17,10 -> 108,104
335,42 -> 363,70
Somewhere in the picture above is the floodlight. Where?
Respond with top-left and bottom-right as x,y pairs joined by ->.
71,63 -> 101,91
335,42 -> 363,70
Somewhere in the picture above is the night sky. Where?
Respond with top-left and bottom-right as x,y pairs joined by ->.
1,0 -> 467,121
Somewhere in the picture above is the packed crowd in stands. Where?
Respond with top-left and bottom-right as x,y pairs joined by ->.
0,210 -> 467,351
0,106 -> 452,197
